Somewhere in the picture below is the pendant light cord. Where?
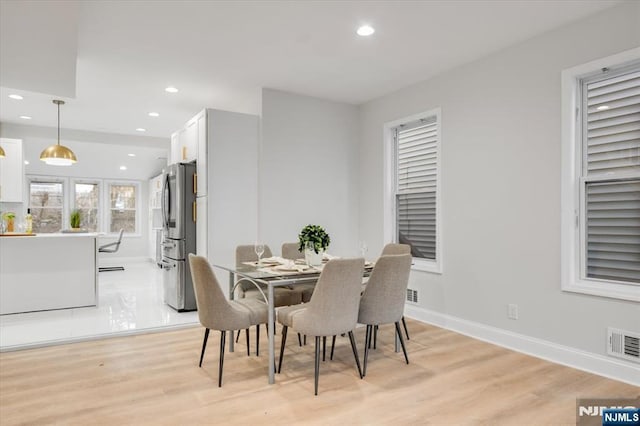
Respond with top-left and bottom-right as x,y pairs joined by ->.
57,101 -> 61,146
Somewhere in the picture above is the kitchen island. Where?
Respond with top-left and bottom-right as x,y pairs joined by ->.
0,233 -> 98,315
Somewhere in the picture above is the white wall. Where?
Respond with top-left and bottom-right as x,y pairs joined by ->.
260,89 -> 360,257
358,2 -> 640,360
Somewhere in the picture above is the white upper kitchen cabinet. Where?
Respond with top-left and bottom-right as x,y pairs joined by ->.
170,118 -> 198,165
0,138 -> 24,203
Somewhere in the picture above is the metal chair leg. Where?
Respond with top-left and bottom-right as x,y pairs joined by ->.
199,328 -> 210,367
218,330 -> 226,387
402,316 -> 410,340
278,325 -> 288,373
330,335 -> 336,360
256,324 -> 260,356
363,325 -> 372,377
348,331 -> 363,379
322,336 -> 327,361
298,333 -> 303,347
245,328 -> 250,356
395,322 -> 409,364
373,325 -> 378,349
314,336 -> 321,395
235,330 -> 240,343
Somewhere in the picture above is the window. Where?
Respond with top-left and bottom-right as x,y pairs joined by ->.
384,108 -> 442,273
561,49 -> 640,301
109,183 -> 137,233
29,180 -> 64,233
73,182 -> 100,232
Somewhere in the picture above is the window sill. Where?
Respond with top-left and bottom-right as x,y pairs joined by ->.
410,259 -> 442,274
562,280 -> 640,302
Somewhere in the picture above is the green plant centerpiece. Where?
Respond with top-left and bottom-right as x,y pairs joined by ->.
298,224 -> 330,266
70,209 -> 82,229
2,212 -> 16,233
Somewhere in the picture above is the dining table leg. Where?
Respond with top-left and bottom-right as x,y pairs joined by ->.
268,283 -> 275,384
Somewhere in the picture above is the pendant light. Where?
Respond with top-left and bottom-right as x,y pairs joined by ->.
0,145 -> 5,158
40,100 -> 77,166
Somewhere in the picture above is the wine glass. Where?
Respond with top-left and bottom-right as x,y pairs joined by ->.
254,242 -> 265,265
359,241 -> 368,258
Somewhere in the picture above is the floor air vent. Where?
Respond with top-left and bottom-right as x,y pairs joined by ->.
406,289 -> 418,303
607,328 -> 640,363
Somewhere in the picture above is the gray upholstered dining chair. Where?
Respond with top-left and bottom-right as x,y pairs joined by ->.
381,243 -> 411,340
235,244 -> 303,306
358,253 -> 412,376
281,242 -> 315,303
276,258 -> 365,395
188,254 -> 268,387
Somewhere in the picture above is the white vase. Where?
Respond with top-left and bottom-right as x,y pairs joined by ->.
305,248 -> 324,266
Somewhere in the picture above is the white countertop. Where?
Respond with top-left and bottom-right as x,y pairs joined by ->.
0,233 -> 100,238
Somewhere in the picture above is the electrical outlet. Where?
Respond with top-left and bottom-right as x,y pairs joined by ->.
508,304 -> 519,320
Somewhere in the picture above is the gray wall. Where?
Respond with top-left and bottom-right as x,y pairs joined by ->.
358,2 -> 640,357
260,88 -> 360,257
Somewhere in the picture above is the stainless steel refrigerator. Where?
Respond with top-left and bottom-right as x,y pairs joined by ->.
161,162 -> 197,311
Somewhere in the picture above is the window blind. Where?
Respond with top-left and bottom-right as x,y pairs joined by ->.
585,180 -> 640,284
585,69 -> 640,175
583,65 -> 640,285
396,120 -> 438,259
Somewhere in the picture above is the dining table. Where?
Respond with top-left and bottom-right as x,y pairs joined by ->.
213,257 -> 373,384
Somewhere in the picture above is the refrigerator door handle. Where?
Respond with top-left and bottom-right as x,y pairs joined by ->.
162,173 -> 171,229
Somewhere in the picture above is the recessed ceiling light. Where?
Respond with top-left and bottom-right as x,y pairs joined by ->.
120,166 -> 127,171
9,94 -> 23,100
136,128 -> 146,132
24,160 -> 30,165
128,153 -> 136,157
165,86 -> 179,93
20,115 -> 32,120
148,112 -> 160,117
596,105 -> 610,111
357,25 -> 375,36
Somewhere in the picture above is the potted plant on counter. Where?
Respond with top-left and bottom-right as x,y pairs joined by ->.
2,212 -> 15,233
298,224 -> 330,266
70,209 -> 82,230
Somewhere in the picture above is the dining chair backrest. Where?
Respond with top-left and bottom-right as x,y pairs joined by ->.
359,254 -> 412,325
236,244 -> 274,265
281,242 -> 303,260
380,243 -> 411,256
189,254 -> 251,331
294,258 -> 365,337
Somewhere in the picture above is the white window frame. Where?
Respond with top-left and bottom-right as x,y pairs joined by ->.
383,107 -> 443,274
105,180 -> 141,237
26,175 -> 69,232
561,47 -> 640,302
71,178 -> 101,233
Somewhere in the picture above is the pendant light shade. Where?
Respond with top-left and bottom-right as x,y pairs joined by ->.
0,146 -> 5,158
40,100 -> 77,166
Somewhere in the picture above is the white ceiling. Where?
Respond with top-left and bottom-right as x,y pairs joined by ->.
0,0 -> 622,140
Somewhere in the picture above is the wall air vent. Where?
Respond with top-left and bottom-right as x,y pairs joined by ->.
607,327 -> 640,363
406,289 -> 418,303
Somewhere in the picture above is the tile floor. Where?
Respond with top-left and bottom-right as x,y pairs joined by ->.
0,261 -> 199,351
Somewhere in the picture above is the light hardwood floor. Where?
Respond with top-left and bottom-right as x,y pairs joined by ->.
0,320 -> 637,425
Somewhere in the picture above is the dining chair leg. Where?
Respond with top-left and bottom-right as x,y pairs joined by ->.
235,330 -> 240,343
402,316 -> 410,340
199,328 -> 210,367
373,325 -> 378,349
330,335 -> 336,360
298,333 -> 303,347
348,331 -> 363,379
245,328 -> 250,356
256,324 -> 260,356
314,336 -> 321,395
394,322 -> 409,364
363,324 -> 372,377
218,330 -> 226,387
278,325 -> 288,374
322,336 -> 327,361
304,335 -> 307,345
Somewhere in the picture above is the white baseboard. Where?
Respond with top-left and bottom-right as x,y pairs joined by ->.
404,304 -> 640,387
